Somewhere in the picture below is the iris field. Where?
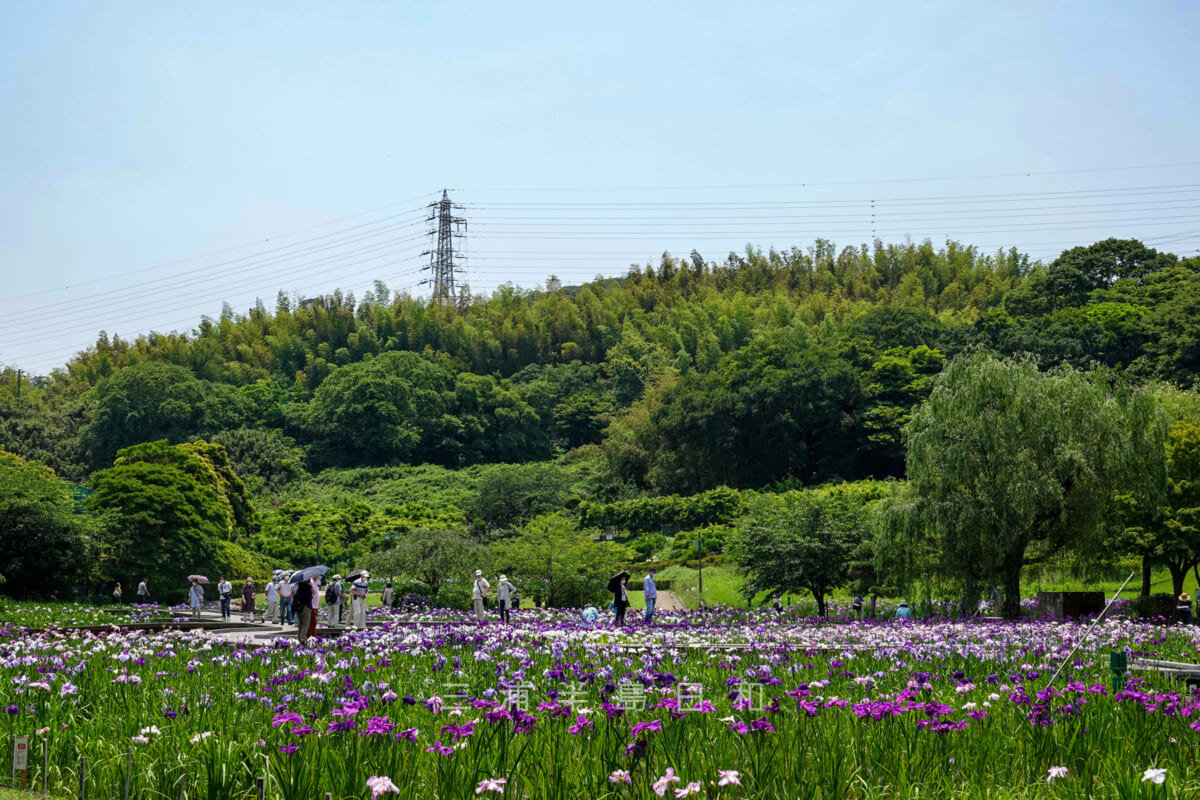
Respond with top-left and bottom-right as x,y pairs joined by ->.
1,601 -> 1198,799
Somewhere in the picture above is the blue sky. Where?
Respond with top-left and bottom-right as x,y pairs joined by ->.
2,0 -> 1199,375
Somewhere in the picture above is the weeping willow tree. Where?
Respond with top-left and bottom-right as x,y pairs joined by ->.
876,352 -> 1165,619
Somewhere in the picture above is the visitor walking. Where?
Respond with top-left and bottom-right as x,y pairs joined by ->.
381,581 -> 394,609
350,571 -> 369,630
496,574 -> 514,623
853,594 -> 864,620
471,570 -> 490,623
643,569 -> 657,624
217,577 -> 232,620
265,577 -> 279,624
112,582 -> 122,604
241,578 -> 256,622
136,578 -> 149,603
326,575 -> 345,627
188,578 -> 204,619
278,573 -> 294,625
613,575 -> 629,625
1179,593 -> 1193,626
294,577 -> 313,644
307,576 -> 321,639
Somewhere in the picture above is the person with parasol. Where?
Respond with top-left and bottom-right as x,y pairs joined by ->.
288,565 -> 329,643
187,575 -> 207,619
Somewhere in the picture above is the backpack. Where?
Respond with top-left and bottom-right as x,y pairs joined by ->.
294,581 -> 312,605
325,584 -> 339,604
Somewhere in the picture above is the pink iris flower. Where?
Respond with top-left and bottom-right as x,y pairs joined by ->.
365,775 -> 399,798
475,777 -> 507,794
718,769 -> 742,786
652,767 -> 682,797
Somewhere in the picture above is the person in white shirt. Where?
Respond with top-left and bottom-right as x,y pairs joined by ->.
350,572 -> 370,630
471,569 -> 490,623
277,574 -> 295,625
496,575 -> 514,623
264,578 -> 279,624
216,577 -> 233,620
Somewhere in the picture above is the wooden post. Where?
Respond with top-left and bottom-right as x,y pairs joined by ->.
42,738 -> 48,796
175,773 -> 185,800
255,776 -> 265,800
77,756 -> 85,800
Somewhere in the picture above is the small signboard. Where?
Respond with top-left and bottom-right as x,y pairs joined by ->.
11,735 -> 29,773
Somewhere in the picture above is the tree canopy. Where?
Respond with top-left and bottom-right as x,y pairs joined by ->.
0,450 -> 99,598
877,353 -> 1164,618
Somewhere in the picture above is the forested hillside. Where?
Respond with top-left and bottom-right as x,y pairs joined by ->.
2,237 -> 1199,601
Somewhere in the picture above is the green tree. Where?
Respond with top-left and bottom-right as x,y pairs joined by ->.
297,351 -> 451,467
493,513 -> 632,607
1141,264 -> 1200,385
1117,416 -> 1200,597
87,440 -> 245,592
362,528 -> 486,600
0,450 -> 99,598
207,427 -> 308,496
730,482 -> 890,616
859,345 -> 945,478
82,361 -> 241,469
604,327 -> 672,404
631,327 -> 864,492
469,462 -> 574,529
877,353 -> 1163,618
1043,238 -> 1176,310
447,372 -> 550,465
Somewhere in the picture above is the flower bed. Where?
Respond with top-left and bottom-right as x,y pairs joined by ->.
1,605 -> 1198,798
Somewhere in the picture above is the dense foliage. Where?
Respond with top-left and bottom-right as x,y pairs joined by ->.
3,237 -> 1200,604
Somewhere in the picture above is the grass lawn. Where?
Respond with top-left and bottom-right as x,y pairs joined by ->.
654,562 -> 795,609
649,557 -> 1198,612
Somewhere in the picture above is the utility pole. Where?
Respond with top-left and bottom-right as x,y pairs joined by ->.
15,369 -> 21,399
421,189 -> 468,305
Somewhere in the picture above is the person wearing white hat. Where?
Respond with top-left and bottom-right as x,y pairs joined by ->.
471,569 -> 490,624
350,571 -> 370,630
496,574 -> 515,623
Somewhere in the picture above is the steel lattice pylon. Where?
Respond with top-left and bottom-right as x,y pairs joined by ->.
421,189 -> 467,305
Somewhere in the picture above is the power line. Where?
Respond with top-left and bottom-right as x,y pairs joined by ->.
459,163 -> 1200,192
5,193 -> 440,305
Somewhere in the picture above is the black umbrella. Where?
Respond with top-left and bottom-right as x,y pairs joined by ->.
606,571 -> 630,594
290,565 -> 330,584
346,569 -> 368,581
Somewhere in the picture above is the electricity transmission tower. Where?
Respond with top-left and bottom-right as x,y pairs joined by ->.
421,189 -> 468,305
